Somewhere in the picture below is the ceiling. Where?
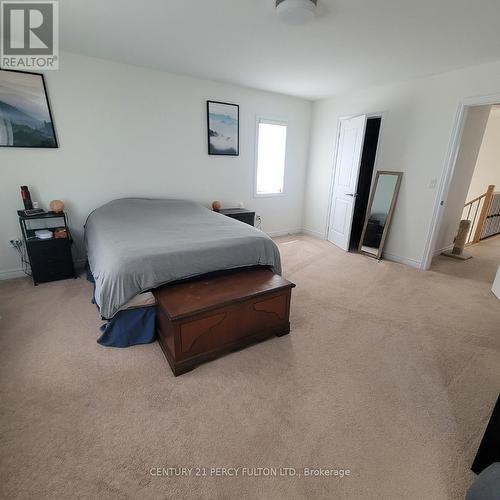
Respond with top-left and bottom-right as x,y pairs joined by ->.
60,0 -> 500,100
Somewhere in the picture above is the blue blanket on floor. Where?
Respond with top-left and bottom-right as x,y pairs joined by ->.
87,266 -> 156,348
97,307 -> 156,347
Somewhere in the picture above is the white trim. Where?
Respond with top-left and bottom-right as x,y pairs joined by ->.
254,115 -> 288,198
367,111 -> 387,189
0,268 -> 27,280
462,93 -> 500,106
301,228 -> 327,239
433,244 -> 454,257
323,118 -> 343,238
382,252 -> 422,269
420,103 -> 467,269
421,92 -> 500,270
254,192 -> 286,198
0,259 -> 86,282
267,229 -> 303,237
256,117 -> 288,127
270,229 -> 423,268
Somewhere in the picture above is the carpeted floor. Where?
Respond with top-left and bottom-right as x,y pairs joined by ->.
0,235 -> 499,500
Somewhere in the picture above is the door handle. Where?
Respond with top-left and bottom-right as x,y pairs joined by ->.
346,193 -> 358,197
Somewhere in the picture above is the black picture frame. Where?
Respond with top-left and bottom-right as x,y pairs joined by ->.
0,68 -> 58,148
207,100 -> 239,156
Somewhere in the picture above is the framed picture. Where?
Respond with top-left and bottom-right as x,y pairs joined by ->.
0,69 -> 58,148
207,100 -> 239,156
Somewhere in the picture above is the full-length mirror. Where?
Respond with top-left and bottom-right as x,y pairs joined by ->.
359,171 -> 403,259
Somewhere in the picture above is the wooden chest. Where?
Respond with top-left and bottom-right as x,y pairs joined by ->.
153,268 -> 295,376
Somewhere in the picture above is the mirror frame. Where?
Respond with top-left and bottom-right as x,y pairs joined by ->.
358,171 -> 403,260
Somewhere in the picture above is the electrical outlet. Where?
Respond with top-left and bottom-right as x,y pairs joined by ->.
9,239 -> 21,248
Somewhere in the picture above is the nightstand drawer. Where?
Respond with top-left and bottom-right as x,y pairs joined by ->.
32,262 -> 75,284
30,254 -> 72,268
233,213 -> 255,226
27,239 -> 72,260
26,239 -> 75,284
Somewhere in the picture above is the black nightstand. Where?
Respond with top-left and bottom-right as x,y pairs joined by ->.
19,212 -> 76,285
219,208 -> 255,226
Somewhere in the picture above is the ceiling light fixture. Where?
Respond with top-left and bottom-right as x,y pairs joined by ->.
276,0 -> 317,25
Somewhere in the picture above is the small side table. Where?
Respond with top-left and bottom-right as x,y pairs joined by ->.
19,211 -> 76,285
218,208 -> 255,227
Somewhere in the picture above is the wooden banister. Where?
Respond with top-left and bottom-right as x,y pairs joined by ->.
465,193 -> 488,207
472,185 -> 495,244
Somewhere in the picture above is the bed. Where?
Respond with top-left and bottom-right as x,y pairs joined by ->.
84,198 -> 282,347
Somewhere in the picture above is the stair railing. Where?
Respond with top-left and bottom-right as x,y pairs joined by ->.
462,185 -> 497,245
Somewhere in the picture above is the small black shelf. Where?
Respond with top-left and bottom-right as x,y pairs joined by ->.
17,211 -> 67,220
218,208 -> 255,226
24,228 -> 73,243
19,211 -> 76,285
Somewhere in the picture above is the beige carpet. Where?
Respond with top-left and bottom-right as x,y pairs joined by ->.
0,235 -> 499,500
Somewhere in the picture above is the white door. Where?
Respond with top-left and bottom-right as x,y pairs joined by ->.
327,115 -> 367,250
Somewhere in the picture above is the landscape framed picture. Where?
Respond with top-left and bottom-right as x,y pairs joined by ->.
207,100 -> 239,156
0,69 -> 58,148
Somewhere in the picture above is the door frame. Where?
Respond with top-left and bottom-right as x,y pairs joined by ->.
421,93 -> 500,270
326,111 -> 386,244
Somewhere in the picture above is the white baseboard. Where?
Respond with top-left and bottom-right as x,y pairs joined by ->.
300,228 -> 327,240
433,244 -> 453,256
300,228 -> 424,270
0,268 -> 27,280
0,258 -> 86,281
267,228 -> 303,237
272,229 -> 423,269
382,252 -> 422,269
268,228 -> 327,239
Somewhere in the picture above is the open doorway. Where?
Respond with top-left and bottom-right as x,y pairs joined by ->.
350,117 -> 382,251
462,106 -> 500,246
327,115 -> 382,252
434,105 -> 500,254
423,94 -> 500,271
429,104 -> 500,286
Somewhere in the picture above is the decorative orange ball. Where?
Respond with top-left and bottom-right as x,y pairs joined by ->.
212,200 -> 221,212
49,199 -> 65,213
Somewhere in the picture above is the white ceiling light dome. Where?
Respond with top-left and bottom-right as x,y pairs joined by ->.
276,0 -> 317,25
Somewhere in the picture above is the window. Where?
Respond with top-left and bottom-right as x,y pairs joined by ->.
255,119 -> 287,195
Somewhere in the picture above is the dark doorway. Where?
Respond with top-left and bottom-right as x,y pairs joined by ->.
349,117 -> 382,251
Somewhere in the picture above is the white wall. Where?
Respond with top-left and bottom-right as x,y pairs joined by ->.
466,107 -> 500,201
0,52 -> 311,278
436,106 -> 490,252
303,61 -> 500,267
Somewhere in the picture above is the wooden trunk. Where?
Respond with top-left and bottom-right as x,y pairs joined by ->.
153,268 -> 295,376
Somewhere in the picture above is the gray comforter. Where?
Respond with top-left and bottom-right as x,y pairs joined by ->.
85,198 -> 282,319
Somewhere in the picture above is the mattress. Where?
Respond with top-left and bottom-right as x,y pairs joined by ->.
119,292 -> 156,311
84,198 -> 281,319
